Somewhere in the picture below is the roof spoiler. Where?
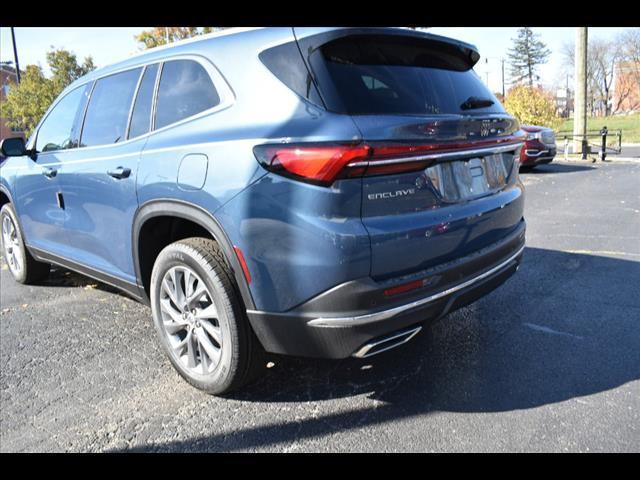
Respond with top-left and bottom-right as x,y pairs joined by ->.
293,27 -> 481,71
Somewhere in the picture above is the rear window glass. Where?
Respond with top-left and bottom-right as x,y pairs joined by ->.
155,60 -> 219,130
313,35 -> 504,116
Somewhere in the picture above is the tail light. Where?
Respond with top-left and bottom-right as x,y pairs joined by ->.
253,135 -> 524,187
253,144 -> 371,186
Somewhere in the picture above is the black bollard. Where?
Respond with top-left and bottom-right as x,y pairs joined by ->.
600,126 -> 608,162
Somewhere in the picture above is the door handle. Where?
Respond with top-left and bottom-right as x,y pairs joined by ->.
107,167 -> 131,179
42,167 -> 57,178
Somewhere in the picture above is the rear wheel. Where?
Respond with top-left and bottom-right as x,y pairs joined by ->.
1,203 -> 50,284
150,237 -> 264,395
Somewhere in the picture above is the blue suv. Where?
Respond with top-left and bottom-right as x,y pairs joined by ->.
0,27 -> 526,394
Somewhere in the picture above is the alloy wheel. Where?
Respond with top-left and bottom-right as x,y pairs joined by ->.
159,265 -> 223,376
2,214 -> 23,276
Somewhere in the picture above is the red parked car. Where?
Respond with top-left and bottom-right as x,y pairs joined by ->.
519,125 -> 557,169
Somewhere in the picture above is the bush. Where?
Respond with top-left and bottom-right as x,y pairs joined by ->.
504,85 -> 561,129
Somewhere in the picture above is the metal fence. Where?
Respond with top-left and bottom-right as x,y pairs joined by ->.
556,127 -> 622,161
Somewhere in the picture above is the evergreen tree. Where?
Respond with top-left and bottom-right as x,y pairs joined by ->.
507,28 -> 551,87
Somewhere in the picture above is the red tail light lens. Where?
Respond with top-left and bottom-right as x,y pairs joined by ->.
253,144 -> 371,186
254,135 -> 524,186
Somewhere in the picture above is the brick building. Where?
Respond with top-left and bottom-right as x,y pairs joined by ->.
1,64 -> 25,140
613,61 -> 640,114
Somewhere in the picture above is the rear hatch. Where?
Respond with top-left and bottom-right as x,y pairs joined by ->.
295,29 -> 525,279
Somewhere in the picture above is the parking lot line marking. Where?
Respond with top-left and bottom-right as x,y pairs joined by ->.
562,249 -> 640,258
523,323 -> 584,340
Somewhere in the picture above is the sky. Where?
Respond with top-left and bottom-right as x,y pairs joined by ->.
0,27 -> 630,94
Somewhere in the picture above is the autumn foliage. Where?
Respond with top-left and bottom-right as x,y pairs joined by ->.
504,85 -> 561,129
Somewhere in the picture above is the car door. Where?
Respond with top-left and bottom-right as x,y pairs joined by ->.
57,65 -> 155,284
13,83 -> 91,258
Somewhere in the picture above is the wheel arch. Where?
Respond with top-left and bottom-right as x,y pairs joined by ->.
132,199 -> 256,310
0,184 -> 14,208
0,184 -> 29,251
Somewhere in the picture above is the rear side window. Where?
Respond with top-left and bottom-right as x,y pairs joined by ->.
155,60 -> 219,130
81,67 -> 142,147
310,34 -> 504,116
128,64 -> 159,139
36,84 -> 90,152
259,41 -> 324,107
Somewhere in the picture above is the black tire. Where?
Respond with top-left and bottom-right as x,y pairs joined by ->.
0,203 -> 50,284
150,237 -> 265,395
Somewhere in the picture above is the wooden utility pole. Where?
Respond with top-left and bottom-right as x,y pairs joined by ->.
573,27 -> 588,155
501,58 -> 505,98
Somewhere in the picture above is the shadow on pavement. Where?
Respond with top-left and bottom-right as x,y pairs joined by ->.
38,266 -> 126,297
117,246 -> 640,452
522,163 -> 596,174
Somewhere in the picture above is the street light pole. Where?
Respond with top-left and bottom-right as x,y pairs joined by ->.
10,27 -> 21,84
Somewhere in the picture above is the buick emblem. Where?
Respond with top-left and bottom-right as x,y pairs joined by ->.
480,120 -> 491,137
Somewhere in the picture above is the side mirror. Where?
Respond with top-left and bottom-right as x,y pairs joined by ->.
0,137 -> 28,157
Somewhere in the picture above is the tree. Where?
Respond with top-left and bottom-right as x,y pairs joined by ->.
589,38 -> 623,116
135,27 -> 228,50
507,28 -> 551,87
561,30 -> 638,116
46,48 -> 95,93
504,84 -> 560,129
2,49 -> 95,137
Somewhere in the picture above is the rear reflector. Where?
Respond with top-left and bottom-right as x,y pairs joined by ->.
254,134 -> 524,186
383,279 -> 425,297
233,246 -> 251,284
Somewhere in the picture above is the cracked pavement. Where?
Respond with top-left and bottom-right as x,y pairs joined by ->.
1,160 -> 639,452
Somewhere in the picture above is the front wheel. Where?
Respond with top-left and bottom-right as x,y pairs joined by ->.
1,203 -> 50,284
150,237 -> 264,395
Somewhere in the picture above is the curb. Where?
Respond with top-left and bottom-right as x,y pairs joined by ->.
558,157 -> 640,164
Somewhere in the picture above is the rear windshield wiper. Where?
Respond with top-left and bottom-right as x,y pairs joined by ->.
460,96 -> 495,110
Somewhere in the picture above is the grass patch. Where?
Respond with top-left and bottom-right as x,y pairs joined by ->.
557,114 -> 640,143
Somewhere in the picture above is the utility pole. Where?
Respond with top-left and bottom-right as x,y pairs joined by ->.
485,57 -> 506,98
165,27 -> 170,44
501,58 -> 505,98
10,27 -> 21,84
573,27 -> 588,156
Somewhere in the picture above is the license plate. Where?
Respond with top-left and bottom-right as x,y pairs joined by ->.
425,154 -> 510,202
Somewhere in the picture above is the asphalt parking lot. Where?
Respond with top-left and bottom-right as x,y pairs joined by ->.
1,160 -> 639,453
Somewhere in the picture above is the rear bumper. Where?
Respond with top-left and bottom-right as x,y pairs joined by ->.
247,220 -> 526,359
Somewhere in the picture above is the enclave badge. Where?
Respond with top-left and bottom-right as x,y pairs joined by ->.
368,189 -> 416,200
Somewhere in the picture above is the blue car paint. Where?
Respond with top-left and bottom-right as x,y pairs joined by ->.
1,27 -> 525,322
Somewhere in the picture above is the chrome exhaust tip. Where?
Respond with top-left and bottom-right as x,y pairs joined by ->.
352,325 -> 422,359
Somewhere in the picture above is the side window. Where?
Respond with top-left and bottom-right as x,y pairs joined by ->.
80,67 -> 142,147
155,60 -> 220,130
36,84 -> 89,153
128,64 -> 159,139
